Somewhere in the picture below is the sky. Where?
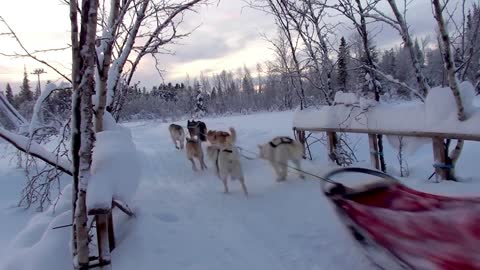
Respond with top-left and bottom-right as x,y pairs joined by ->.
0,0 -> 475,90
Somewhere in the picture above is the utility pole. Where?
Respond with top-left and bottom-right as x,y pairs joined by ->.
31,68 -> 47,98
31,68 -> 47,124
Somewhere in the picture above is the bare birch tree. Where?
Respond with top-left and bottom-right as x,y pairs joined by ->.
368,0 -> 431,98
432,0 -> 469,180
330,0 -> 386,172
249,0 -> 307,109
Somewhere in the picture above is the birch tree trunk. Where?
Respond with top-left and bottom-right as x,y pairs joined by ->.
71,0 -> 99,268
354,0 -> 386,172
432,0 -> 467,180
95,0 -> 121,132
432,0 -> 467,121
69,0 -> 81,263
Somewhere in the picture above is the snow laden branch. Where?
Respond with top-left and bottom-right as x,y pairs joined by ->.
29,82 -> 72,137
95,0 -> 208,120
362,65 -> 426,102
0,128 -> 72,175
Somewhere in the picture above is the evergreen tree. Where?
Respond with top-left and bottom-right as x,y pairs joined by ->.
5,83 -> 14,106
337,37 -> 349,90
414,38 -> 425,68
242,66 -> 255,96
379,48 -> 396,76
18,67 -> 33,104
193,79 -> 206,117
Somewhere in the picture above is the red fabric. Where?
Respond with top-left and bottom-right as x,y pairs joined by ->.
333,184 -> 480,270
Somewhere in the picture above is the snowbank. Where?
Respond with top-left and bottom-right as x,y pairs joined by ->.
293,82 -> 480,136
86,112 -> 141,211
1,185 -> 73,270
334,91 -> 358,105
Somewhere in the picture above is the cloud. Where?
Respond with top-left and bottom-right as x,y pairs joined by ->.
2,0 -> 477,90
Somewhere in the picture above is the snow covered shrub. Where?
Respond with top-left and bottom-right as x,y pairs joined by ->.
87,113 -> 140,211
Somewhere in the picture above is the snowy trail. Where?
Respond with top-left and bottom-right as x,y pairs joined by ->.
113,112 -> 371,270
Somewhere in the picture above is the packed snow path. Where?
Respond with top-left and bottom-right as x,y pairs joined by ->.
115,111 -> 371,270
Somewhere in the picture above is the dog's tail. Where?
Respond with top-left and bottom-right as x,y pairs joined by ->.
228,127 -> 237,144
292,140 -> 305,160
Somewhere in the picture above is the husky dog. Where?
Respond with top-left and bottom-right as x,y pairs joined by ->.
258,136 -> 305,182
168,123 -> 185,150
187,120 -> 207,142
186,137 -> 207,171
207,127 -> 236,147
206,145 -> 248,195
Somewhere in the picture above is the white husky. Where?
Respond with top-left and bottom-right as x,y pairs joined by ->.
206,145 -> 248,196
258,136 -> 305,182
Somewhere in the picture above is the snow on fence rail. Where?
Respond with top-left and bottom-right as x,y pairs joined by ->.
293,83 -> 480,181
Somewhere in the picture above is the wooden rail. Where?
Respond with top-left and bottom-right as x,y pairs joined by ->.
293,126 -> 480,181
293,127 -> 480,141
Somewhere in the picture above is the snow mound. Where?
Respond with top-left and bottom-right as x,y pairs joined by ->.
86,116 -> 140,211
334,91 -> 358,105
425,81 -> 476,125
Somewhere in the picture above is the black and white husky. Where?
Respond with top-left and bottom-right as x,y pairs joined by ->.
258,136 -> 305,182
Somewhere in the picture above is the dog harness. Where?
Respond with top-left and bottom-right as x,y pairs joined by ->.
269,136 -> 294,148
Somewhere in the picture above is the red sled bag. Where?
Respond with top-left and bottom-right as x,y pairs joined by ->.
323,167 -> 480,270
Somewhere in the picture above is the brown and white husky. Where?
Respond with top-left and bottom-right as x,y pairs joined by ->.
168,123 -> 185,150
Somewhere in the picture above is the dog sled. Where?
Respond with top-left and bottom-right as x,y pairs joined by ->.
322,167 -> 480,270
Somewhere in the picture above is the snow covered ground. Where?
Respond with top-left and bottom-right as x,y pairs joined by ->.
1,110 -> 480,269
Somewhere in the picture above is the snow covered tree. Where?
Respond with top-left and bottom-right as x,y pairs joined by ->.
414,39 -> 425,69
242,66 -> 255,109
18,67 -> 33,104
5,83 -> 14,106
379,48 -> 396,77
242,66 -> 255,96
193,84 -> 206,118
337,37 -> 349,91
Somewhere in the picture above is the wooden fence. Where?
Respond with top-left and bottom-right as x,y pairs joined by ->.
293,127 -> 480,181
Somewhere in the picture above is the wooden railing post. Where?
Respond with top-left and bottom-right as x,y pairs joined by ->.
432,137 -> 449,181
326,131 -> 338,164
108,212 -> 115,251
368,134 -> 381,170
294,128 -> 307,159
96,213 -> 112,269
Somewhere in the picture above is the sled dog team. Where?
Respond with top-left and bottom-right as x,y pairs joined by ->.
168,120 -> 305,196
